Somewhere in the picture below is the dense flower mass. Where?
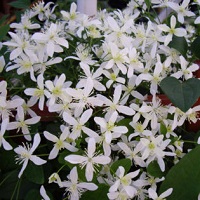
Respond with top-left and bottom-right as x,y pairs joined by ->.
1,0 -> 200,199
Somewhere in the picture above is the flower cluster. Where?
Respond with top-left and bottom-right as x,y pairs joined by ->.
1,0 -> 200,199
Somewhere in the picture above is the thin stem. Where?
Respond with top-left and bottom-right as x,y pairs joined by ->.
0,170 -> 16,187
11,179 -> 20,200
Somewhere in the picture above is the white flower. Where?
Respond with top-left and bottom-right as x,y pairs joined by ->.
14,133 -> 46,178
76,62 -> 106,91
10,14 -> 40,31
65,137 -> 111,181
148,188 -> 173,200
94,111 -> 128,145
44,127 -> 78,160
168,0 -> 195,24
109,166 -> 140,198
66,78 -> 103,117
24,74 -> 49,110
7,106 -> 41,141
0,118 -> 13,150
32,23 -> 69,57
40,185 -> 50,200
0,56 -> 5,73
158,15 -> 187,46
117,142 -> 146,167
171,56 -> 199,80
3,32 -> 35,60
63,108 -> 98,140
138,135 -> 175,172
98,85 -> 135,118
103,42 -> 129,75
62,166 -> 98,200
45,73 -> 71,106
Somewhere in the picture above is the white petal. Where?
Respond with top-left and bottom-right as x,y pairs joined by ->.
44,131 -> 57,142
78,182 -> 98,191
65,155 -> 87,164
93,155 -> 111,164
30,155 -> 47,165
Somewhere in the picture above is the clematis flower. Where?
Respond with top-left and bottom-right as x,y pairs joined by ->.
32,23 -> 69,57
44,126 -> 78,160
158,15 -> 187,46
62,166 -> 98,200
14,133 -> 47,178
7,106 -> 41,141
65,137 -> 111,181
24,74 -> 49,110
148,188 -> 173,200
0,56 -> 5,73
0,118 -> 12,150
40,186 -> 50,200
109,166 -> 140,198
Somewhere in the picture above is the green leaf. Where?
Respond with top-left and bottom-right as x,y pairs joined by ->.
81,184 -> 109,200
160,123 -> 167,135
191,36 -> 200,59
160,77 -> 200,112
0,15 -> 9,25
24,162 -> 44,184
0,25 -> 10,41
144,0 -> 151,10
25,189 -> 41,200
147,161 -> 166,178
169,35 -> 188,57
0,170 -> 19,199
9,0 -> 31,9
110,158 -> 131,175
159,145 -> 200,200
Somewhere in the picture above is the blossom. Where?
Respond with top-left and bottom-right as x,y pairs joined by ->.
98,84 -> 135,118
14,133 -> 46,178
76,62 -> 106,91
103,42 -> 129,74
40,186 -> 50,200
7,106 -> 41,141
148,188 -> 173,200
3,32 -> 35,60
168,0 -> 195,24
24,74 -> 49,110
0,55 -> 5,73
138,135 -> 175,172
45,73 -> 71,106
158,15 -> 187,46
108,166 -> 140,198
171,56 -> 199,80
62,166 -> 98,200
65,137 -> 111,181
10,14 -> 40,31
44,126 -> 78,160
32,23 -> 69,57
94,111 -> 128,144
0,118 -> 13,150
66,77 -> 103,117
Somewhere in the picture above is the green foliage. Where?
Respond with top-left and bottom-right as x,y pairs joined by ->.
147,161 -> 166,178
9,0 -> 31,9
24,162 -> 45,184
144,0 -> 151,10
25,189 -> 41,200
159,145 -> 200,200
160,77 -> 200,112
81,184 -> 109,200
169,36 -> 188,57
110,158 -> 132,175
0,25 -> 10,41
191,36 -> 200,59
